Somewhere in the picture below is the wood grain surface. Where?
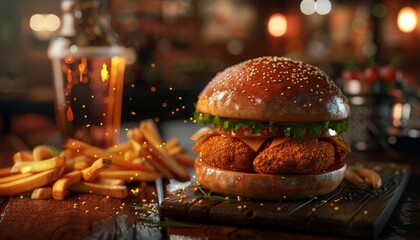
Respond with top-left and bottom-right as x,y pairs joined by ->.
161,162 -> 410,239
0,182 -> 163,240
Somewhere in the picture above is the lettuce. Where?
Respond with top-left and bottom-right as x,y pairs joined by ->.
192,111 -> 348,139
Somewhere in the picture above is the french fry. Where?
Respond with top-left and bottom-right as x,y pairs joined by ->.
0,172 -> 34,184
106,164 -> 124,171
132,157 -> 156,172
345,166 -> 382,189
61,150 -> 93,172
351,167 -> 382,189
3,119 -> 194,200
61,149 -> 94,163
33,145 -> 57,161
130,139 -> 145,155
127,128 -> 142,143
106,141 -> 132,154
98,170 -> 162,183
140,121 -> 189,180
166,145 -> 184,157
345,168 -> 365,185
136,143 -> 174,179
70,181 -> 128,199
0,167 -> 13,177
144,140 -> 189,181
0,168 -> 64,196
72,160 -> 91,171
123,150 -> 136,162
62,139 -> 150,171
164,138 -> 180,151
60,149 -> 72,158
11,156 -> 65,173
95,177 -> 126,186
129,140 -> 157,172
64,155 -> 95,172
140,119 -> 164,144
81,158 -> 112,181
53,170 -> 82,200
174,153 -> 196,167
13,151 -> 34,162
31,187 -> 54,199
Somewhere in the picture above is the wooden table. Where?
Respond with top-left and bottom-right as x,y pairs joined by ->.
0,123 -> 419,240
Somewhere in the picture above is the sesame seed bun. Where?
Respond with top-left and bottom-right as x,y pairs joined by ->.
196,56 -> 349,122
195,160 -> 346,200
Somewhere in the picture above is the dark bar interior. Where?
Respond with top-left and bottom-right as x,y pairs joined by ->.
1,1 -> 419,151
0,1 -> 419,239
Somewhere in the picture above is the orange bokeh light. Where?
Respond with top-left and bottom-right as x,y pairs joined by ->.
397,7 -> 417,33
268,13 -> 287,37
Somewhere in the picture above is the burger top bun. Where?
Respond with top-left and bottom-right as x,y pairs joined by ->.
196,56 -> 350,122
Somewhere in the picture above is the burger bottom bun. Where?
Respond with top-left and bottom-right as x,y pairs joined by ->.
194,160 -> 346,200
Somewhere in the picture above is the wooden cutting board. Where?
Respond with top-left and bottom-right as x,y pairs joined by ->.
161,162 -> 410,238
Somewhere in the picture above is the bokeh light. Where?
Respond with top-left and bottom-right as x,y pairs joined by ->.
315,0 -> 332,15
372,3 -> 387,18
398,7 -> 417,33
29,13 -> 61,40
268,13 -> 287,37
300,0 -> 316,16
351,18 -> 367,34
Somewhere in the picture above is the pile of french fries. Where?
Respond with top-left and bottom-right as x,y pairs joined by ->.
345,165 -> 382,189
0,120 -> 195,200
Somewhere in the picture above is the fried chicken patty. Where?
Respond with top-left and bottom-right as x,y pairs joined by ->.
193,135 -> 256,172
253,139 -> 335,175
193,135 -> 346,175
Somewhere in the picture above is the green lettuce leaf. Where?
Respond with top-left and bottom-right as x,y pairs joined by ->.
192,111 -> 348,139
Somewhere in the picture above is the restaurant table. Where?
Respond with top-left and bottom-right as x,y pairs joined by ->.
0,121 -> 419,240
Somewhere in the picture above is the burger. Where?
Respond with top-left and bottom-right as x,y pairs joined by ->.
191,56 -> 351,200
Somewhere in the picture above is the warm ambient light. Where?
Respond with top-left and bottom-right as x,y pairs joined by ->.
315,0 -> 332,15
300,0 -> 316,15
300,0 -> 331,16
268,14 -> 287,37
29,14 -> 61,40
397,7 -> 417,33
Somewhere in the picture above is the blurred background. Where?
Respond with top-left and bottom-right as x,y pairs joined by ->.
0,0 -> 419,156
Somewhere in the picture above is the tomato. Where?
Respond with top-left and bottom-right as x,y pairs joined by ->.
380,65 -> 398,83
342,69 -> 361,81
363,65 -> 381,83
